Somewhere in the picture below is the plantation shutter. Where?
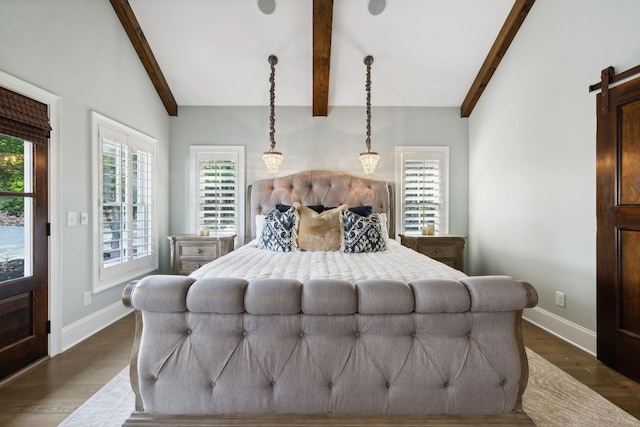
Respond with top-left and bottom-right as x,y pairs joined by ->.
100,131 -> 127,266
130,139 -> 154,259
396,146 -> 449,235
198,155 -> 238,234
92,112 -> 158,292
404,159 -> 442,233
0,86 -> 51,145
99,124 -> 155,271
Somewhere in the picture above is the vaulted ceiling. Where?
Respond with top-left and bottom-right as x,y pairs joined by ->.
111,0 -> 534,117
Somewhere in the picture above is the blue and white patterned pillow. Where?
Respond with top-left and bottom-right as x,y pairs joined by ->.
258,207 -> 299,252
341,210 -> 387,253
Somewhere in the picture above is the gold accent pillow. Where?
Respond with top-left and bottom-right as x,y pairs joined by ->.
294,202 -> 347,251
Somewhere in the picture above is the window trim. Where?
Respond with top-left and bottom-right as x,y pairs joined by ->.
91,111 -> 158,293
189,145 -> 245,246
394,146 -> 450,236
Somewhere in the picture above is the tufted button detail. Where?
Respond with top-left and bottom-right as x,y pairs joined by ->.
242,331 -> 247,337
411,332 -> 417,337
499,379 -> 506,386
355,332 -> 360,337
328,382 -> 333,388
210,381 -> 215,388
271,381 -> 276,387
186,329 -> 192,335
386,382 -> 391,388
443,381 -> 449,388
466,332 -> 471,338
299,332 -> 304,337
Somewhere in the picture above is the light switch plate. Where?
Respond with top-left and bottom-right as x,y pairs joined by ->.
555,291 -> 566,308
80,212 -> 88,225
67,211 -> 77,226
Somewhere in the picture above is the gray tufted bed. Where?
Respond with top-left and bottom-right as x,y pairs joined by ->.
122,170 -> 538,425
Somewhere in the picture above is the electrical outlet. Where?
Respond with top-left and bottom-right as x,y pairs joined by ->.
555,291 -> 566,308
84,291 -> 92,306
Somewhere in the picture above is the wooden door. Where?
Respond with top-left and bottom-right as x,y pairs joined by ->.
0,135 -> 48,380
596,70 -> 640,382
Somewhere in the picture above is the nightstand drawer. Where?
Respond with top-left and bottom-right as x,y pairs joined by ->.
178,243 -> 218,258
416,243 -> 456,258
180,259 -> 210,272
399,234 -> 466,273
168,234 -> 236,275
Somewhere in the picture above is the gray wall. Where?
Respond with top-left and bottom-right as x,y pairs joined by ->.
468,0 -> 640,333
169,106 -> 469,244
5,0 -> 636,353
0,0 -> 170,326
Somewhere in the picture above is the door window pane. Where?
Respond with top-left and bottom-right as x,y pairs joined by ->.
0,196 -> 33,283
0,134 -> 33,283
0,135 -> 27,193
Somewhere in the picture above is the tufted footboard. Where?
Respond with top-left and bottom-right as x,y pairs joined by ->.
122,275 -> 537,421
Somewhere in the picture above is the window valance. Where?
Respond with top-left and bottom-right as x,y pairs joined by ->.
0,86 -> 51,145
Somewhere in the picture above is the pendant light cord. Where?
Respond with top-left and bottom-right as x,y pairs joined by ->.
268,55 -> 278,151
364,55 -> 373,152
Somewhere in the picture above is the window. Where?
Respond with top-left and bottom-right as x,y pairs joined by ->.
190,146 -> 245,245
92,112 -> 157,292
395,146 -> 449,235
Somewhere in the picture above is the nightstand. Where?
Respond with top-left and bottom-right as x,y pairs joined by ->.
168,234 -> 235,275
399,234 -> 466,272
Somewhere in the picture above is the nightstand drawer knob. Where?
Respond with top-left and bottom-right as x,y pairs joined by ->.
194,264 -> 201,269
435,248 -> 442,253
194,248 -> 202,254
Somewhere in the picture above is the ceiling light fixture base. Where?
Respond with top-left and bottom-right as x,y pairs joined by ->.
258,0 -> 276,15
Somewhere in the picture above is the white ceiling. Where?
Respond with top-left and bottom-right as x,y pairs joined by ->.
129,0 -> 515,108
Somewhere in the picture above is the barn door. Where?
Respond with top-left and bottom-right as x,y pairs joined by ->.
596,66 -> 640,382
0,87 -> 50,381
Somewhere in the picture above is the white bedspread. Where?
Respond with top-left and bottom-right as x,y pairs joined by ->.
190,240 -> 466,282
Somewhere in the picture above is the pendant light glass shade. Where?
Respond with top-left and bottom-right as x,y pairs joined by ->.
359,151 -> 380,176
359,55 -> 379,176
263,149 -> 283,175
263,55 -> 282,175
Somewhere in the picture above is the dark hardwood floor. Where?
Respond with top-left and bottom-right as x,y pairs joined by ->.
522,321 -> 640,420
0,314 -> 638,426
0,313 -> 135,426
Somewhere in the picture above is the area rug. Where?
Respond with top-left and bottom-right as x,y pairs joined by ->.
59,349 -> 640,426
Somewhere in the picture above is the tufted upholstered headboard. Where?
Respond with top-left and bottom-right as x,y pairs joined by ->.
246,170 -> 394,243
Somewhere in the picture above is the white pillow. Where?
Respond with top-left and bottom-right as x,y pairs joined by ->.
255,214 -> 266,238
377,213 -> 390,243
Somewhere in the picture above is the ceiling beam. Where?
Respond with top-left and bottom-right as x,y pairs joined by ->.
110,0 -> 178,116
460,0 -> 535,118
313,0 -> 333,117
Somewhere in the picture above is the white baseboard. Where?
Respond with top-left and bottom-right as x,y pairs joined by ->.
523,306 -> 597,356
61,301 -> 133,352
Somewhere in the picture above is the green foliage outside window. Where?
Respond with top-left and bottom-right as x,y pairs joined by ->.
0,135 -> 25,218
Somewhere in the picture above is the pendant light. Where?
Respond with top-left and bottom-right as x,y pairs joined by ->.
359,55 -> 379,176
263,55 -> 283,175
